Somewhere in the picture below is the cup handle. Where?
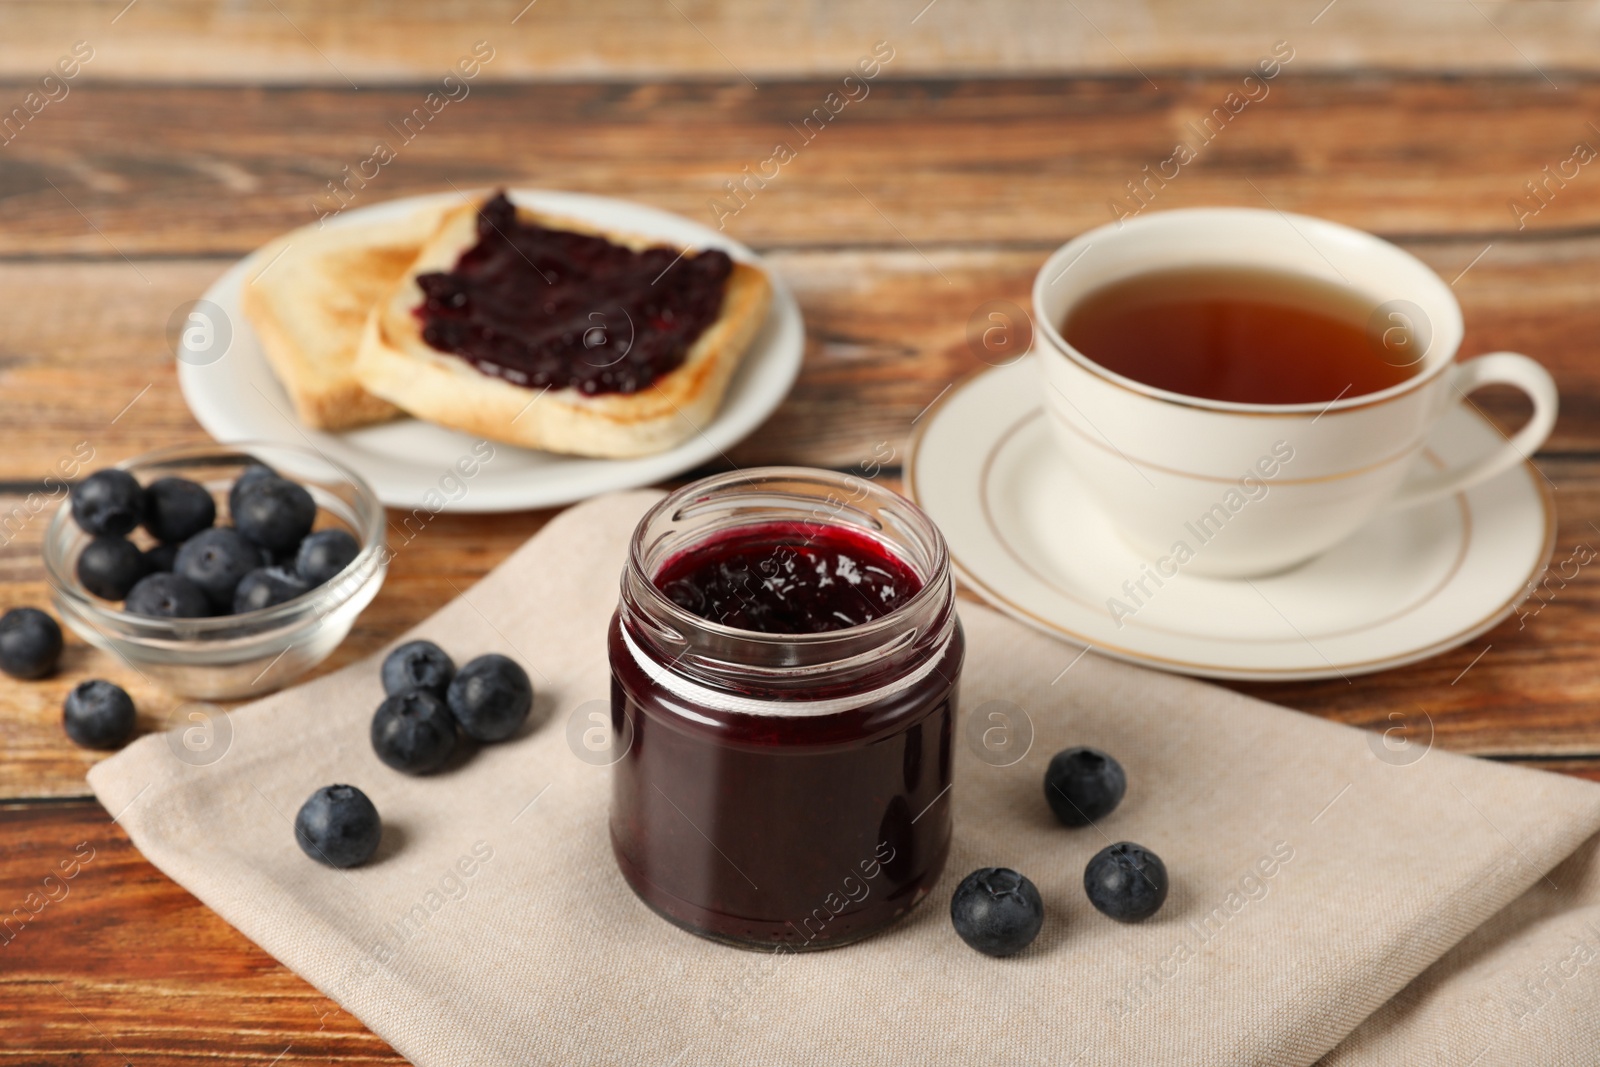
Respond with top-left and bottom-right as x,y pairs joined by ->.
1387,352 -> 1558,510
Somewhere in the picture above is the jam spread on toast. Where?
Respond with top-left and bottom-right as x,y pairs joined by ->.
414,192 -> 734,395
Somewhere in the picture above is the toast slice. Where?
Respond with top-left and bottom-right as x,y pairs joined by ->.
241,207 -> 448,431
353,197 -> 772,458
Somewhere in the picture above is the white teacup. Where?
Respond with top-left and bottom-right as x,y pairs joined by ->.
1032,207 -> 1557,578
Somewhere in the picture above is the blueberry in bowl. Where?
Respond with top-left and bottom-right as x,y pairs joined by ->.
143,476 -> 216,544
297,529 -> 361,587
70,469 -> 145,537
124,572 -> 212,619
228,463 -> 278,520
141,542 -> 181,574
43,442 -> 387,700
175,527 -> 261,612
233,475 -> 316,554
233,567 -> 311,613
75,536 -> 148,601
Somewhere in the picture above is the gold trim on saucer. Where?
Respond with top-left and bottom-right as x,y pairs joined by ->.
979,409 -> 1472,645
904,369 -> 1557,681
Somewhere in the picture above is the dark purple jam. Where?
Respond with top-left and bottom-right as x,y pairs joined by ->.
413,192 -> 733,395
608,621 -> 959,950
609,518 -> 960,950
653,523 -> 923,634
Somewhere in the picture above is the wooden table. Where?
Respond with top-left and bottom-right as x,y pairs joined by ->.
5,3 -> 1600,1060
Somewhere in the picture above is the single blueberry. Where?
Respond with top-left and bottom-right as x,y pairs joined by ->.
296,528 -> 361,586
380,639 -> 456,698
124,572 -> 212,618
174,527 -> 260,611
142,476 -> 217,544
446,653 -> 533,743
232,567 -> 311,613
294,784 -> 382,868
248,541 -> 284,569
62,679 -> 136,749
75,536 -> 148,601
70,469 -> 145,537
142,542 -> 181,573
371,690 -> 458,774
950,867 -> 1045,957
232,476 -> 316,554
228,463 -> 278,519
0,606 -> 64,679
1084,842 -> 1169,923
1044,747 -> 1127,827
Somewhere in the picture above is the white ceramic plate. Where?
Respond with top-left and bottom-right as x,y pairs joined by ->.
178,189 -> 805,512
908,361 -> 1556,681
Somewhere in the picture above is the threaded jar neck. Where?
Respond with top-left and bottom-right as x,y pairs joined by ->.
619,467 -> 956,702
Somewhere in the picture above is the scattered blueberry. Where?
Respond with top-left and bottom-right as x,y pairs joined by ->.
125,572 -> 212,618
294,784 -> 382,868
1044,747 -> 1127,827
445,653 -> 532,742
75,536 -> 148,601
371,690 -> 458,774
232,476 -> 316,554
0,607 -> 64,679
70,469 -> 145,537
174,527 -> 260,610
228,463 -> 278,519
142,542 -> 180,573
143,476 -> 216,544
62,679 -> 136,749
950,867 -> 1045,957
1084,842 -> 1169,923
233,567 -> 310,613
296,528 -> 360,585
381,640 -> 456,698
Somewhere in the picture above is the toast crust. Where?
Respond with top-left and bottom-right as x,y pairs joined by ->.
353,200 -> 772,458
241,209 -> 446,431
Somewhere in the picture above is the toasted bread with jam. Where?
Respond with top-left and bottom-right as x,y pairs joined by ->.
353,195 -> 771,458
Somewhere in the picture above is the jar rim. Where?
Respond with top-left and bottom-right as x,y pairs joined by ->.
625,466 -> 953,651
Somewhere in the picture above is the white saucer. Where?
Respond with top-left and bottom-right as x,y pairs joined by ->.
908,361 -> 1555,681
177,190 -> 805,512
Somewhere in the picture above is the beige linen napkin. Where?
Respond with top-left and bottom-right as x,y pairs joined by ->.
89,491 -> 1600,1067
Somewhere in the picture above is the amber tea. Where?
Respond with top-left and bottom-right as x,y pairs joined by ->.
1061,266 -> 1421,405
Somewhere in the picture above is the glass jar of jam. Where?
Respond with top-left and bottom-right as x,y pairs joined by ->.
609,468 -> 963,951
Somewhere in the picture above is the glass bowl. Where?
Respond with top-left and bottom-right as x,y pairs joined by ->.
43,441 -> 387,700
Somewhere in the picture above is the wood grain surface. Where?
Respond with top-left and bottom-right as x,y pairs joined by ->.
3,76 -> 1600,492
0,799 -> 405,1065
3,78 -> 1600,258
5,28 -> 1600,1064
1,0 -> 1598,82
